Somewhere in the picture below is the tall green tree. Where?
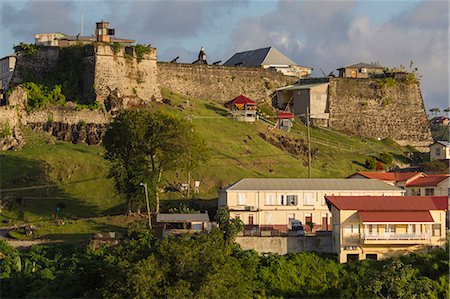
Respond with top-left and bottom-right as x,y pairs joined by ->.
103,110 -> 207,214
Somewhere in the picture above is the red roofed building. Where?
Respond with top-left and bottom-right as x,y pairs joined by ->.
405,174 -> 449,196
348,171 -> 425,187
276,111 -> 295,131
224,95 -> 257,122
325,195 -> 447,263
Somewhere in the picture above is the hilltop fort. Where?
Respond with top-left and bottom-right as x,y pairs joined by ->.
0,21 -> 432,150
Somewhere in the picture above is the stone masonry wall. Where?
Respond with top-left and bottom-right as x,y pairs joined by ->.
157,63 -> 298,103
93,45 -> 160,106
327,77 -> 432,147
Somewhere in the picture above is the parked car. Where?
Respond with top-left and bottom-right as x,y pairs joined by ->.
288,220 -> 305,235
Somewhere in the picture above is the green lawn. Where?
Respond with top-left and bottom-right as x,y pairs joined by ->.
0,87 -> 416,236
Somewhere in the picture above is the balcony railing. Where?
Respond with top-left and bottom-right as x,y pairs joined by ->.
363,233 -> 430,240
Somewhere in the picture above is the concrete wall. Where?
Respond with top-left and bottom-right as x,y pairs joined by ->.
327,77 -> 432,148
157,62 -> 297,103
236,234 -> 332,255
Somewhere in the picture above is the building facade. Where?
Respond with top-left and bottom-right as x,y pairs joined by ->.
337,62 -> 385,78
326,196 -> 448,263
0,55 -> 16,93
219,178 -> 404,233
429,141 -> 450,161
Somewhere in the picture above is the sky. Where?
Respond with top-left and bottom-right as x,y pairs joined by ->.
0,0 -> 448,110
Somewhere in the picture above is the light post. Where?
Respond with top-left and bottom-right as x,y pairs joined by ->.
140,182 -> 152,229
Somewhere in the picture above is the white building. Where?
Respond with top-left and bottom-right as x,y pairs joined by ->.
219,178 -> 404,233
0,55 -> 16,92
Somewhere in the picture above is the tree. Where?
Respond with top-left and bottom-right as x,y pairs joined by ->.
103,110 -> 207,214
365,157 -> 376,170
215,208 -> 244,243
378,152 -> 393,165
443,107 -> 450,116
429,107 -> 441,117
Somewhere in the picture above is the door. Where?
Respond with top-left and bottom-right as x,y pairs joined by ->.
248,214 -> 254,225
322,216 -> 328,231
351,70 -> 357,78
305,215 -> 312,232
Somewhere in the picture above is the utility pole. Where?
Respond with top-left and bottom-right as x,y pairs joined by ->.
306,107 -> 311,178
140,183 -> 152,229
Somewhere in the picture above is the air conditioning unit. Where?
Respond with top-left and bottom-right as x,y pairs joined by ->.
245,206 -> 256,211
360,68 -> 367,73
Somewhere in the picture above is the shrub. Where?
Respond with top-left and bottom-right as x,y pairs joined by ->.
375,161 -> 385,170
365,157 -> 376,169
21,83 -> 66,111
0,122 -> 12,138
379,152 -> 393,164
133,44 -> 150,62
110,42 -> 122,55
14,43 -> 38,57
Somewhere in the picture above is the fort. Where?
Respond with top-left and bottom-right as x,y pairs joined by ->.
1,39 -> 432,149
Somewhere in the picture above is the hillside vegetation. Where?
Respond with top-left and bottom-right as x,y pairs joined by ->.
0,88 -> 416,235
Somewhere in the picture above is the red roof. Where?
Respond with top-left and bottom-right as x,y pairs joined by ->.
406,174 -> 450,187
359,211 -> 434,223
353,172 -> 424,182
277,111 -> 295,119
326,196 -> 448,211
224,95 -> 256,107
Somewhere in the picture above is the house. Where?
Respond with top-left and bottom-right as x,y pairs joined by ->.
429,141 -> 450,161
218,178 -> 404,234
35,21 -> 135,47
430,116 -> 449,127
276,82 -> 329,126
405,174 -> 450,196
326,196 -> 447,263
224,95 -> 257,122
156,213 -> 212,237
337,62 -> 385,78
223,47 -> 312,78
348,171 -> 425,188
276,111 -> 295,131
0,55 -> 16,97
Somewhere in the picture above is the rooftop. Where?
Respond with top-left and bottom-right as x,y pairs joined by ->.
337,62 -> 385,70
224,95 -> 256,107
405,174 -> 450,187
326,196 -> 448,211
351,171 -> 424,182
222,178 -> 402,191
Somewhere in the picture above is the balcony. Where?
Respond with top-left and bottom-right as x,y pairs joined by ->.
362,233 -> 431,245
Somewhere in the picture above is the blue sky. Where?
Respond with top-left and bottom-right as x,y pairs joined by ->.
0,0 -> 448,110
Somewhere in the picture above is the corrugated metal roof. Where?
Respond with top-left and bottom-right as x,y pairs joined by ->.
276,83 -> 328,91
326,196 -> 448,211
359,211 -> 434,223
406,174 -> 449,187
223,178 -> 402,191
337,62 -> 385,70
224,95 -> 256,107
352,172 -> 424,182
156,213 -> 210,223
223,47 -> 299,67
435,140 -> 450,147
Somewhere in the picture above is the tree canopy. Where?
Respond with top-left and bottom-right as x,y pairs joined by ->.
103,109 -> 207,213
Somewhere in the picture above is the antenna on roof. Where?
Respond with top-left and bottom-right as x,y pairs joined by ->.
320,68 -> 326,77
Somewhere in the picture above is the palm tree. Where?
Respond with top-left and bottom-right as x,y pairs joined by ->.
429,107 -> 441,117
443,107 -> 450,117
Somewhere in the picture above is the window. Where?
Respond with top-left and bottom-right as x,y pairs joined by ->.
366,254 -> 377,260
238,194 -> 246,205
265,194 -> 273,206
248,214 -> 254,225
407,224 -> 416,233
411,188 -> 421,196
344,224 -> 359,234
425,188 -> 435,196
385,224 -> 396,233
432,224 -> 441,236
368,224 -> 377,234
435,148 -> 441,157
286,195 -> 298,206
303,193 -> 314,205
280,195 -> 285,205
347,254 -> 359,262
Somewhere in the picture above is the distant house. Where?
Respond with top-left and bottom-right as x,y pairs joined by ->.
224,95 -> 257,122
276,82 -> 329,126
405,174 -> 450,196
223,46 -> 312,78
276,111 -> 295,131
35,21 -> 135,47
326,195 -> 448,263
348,172 -> 425,188
218,178 -> 404,234
156,213 -> 212,237
337,62 -> 385,78
429,141 -> 450,161
0,55 -> 16,96
430,116 -> 449,126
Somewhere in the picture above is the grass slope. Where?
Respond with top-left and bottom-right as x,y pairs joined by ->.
0,88 -> 414,236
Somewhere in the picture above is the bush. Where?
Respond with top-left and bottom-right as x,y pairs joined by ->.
365,157 -> 376,169
133,44 -> 150,62
0,122 -> 12,138
379,152 -> 393,164
21,82 -> 66,111
110,42 -> 122,55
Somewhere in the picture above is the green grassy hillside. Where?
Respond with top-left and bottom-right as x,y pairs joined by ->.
0,88 -> 415,236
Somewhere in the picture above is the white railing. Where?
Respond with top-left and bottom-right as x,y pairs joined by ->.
363,233 -> 430,240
